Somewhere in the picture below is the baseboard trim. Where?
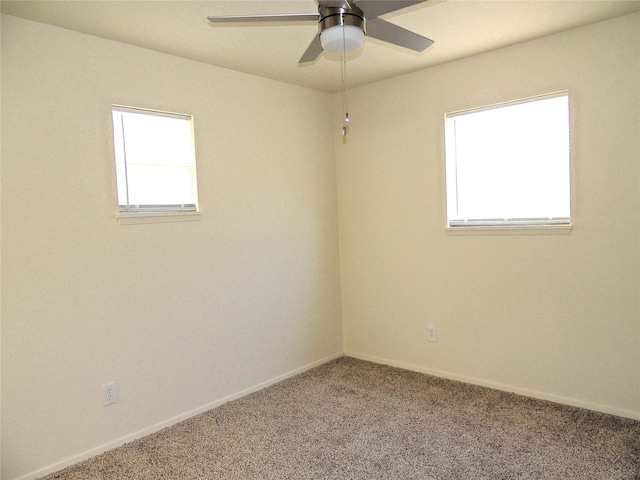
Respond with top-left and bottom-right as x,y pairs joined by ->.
345,351 -> 640,421
16,351 -> 344,480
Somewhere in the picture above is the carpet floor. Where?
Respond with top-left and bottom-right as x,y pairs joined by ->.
41,357 -> 640,479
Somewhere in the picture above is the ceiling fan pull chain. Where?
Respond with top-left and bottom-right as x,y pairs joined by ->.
341,16 -> 350,137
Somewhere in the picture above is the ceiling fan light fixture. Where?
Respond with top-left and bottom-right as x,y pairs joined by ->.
321,24 -> 365,54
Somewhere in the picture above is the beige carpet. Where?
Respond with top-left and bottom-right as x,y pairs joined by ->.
42,357 -> 640,479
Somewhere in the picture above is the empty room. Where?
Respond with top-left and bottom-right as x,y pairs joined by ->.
1,1 -> 639,479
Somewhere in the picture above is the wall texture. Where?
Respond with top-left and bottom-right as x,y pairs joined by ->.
337,13 -> 639,419
1,15 -> 343,480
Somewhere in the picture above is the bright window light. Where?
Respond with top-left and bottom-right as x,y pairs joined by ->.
112,106 -> 199,215
444,93 -> 571,228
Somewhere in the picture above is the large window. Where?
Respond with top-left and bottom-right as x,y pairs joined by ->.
112,106 -> 199,215
444,92 -> 570,228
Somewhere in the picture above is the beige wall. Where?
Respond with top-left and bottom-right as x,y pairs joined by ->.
1,15 -> 343,480
337,13 -> 639,419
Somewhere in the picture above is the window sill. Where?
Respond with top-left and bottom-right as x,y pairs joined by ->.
446,224 -> 572,236
117,212 -> 202,225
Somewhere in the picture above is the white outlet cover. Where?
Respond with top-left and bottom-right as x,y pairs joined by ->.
102,382 -> 117,406
427,326 -> 437,342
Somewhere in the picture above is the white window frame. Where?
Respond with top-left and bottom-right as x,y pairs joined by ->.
444,92 -> 572,234
111,105 -> 200,224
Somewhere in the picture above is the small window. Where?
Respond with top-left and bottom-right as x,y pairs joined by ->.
112,106 -> 199,216
444,93 -> 570,229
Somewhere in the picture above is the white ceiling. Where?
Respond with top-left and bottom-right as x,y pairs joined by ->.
3,0 -> 639,92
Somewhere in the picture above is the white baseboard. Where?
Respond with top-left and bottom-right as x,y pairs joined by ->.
16,351 -> 344,480
345,350 -> 640,421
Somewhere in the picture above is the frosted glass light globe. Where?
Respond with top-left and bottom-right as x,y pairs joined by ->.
321,25 -> 364,54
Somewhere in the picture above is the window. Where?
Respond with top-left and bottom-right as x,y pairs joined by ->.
112,106 -> 199,216
444,93 -> 570,229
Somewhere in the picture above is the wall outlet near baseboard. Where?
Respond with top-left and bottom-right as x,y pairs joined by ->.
102,382 -> 117,406
427,326 -> 437,343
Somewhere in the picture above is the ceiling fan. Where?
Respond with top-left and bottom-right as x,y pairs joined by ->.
207,0 -> 434,63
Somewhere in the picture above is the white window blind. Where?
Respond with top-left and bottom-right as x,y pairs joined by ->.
444,93 -> 570,228
112,106 -> 199,215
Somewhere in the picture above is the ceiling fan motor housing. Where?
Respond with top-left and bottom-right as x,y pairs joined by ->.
319,6 -> 366,54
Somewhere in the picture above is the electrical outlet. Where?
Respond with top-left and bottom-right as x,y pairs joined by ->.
427,326 -> 437,343
102,382 -> 117,406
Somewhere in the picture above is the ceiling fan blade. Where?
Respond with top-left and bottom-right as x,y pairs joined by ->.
299,33 -> 324,63
207,12 -> 319,23
355,0 -> 429,20
366,17 -> 433,52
